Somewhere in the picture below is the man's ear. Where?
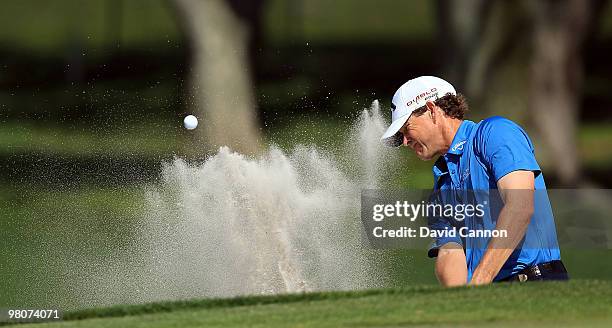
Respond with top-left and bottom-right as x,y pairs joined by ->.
425,101 -> 437,123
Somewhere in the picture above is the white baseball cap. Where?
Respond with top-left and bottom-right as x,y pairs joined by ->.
381,76 -> 456,146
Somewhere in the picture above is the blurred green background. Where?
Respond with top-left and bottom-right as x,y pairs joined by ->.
1,0 -> 612,309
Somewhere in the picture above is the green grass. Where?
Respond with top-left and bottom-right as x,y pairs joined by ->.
8,280 -> 612,327
1,187 -> 147,309
578,123 -> 612,168
0,121 -> 181,156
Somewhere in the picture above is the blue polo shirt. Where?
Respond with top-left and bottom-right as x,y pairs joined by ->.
427,116 -> 561,282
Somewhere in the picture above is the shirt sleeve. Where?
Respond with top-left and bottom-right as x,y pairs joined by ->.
427,219 -> 463,258
476,117 -> 541,182
426,190 -> 463,258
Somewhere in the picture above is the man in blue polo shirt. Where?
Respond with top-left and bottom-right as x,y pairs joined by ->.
381,76 -> 568,286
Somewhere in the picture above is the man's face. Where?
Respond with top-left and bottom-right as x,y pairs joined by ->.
398,109 -> 441,161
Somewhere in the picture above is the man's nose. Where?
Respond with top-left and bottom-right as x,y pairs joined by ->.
403,134 -> 409,147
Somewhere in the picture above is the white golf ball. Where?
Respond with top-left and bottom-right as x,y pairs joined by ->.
183,115 -> 198,130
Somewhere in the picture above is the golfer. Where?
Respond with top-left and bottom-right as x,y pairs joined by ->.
381,76 -> 569,285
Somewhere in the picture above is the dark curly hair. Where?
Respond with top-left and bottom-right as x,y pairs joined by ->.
411,93 -> 468,120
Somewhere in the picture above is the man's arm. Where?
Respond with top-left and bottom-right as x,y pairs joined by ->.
435,242 -> 468,287
469,170 -> 535,285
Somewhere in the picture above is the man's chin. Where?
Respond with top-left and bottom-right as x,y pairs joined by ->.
404,146 -> 434,161
415,151 -> 433,161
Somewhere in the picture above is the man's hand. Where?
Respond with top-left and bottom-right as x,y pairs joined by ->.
435,242 -> 468,287
469,170 -> 535,285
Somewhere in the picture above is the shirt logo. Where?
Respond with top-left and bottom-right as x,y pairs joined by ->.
451,140 -> 466,152
461,168 -> 470,183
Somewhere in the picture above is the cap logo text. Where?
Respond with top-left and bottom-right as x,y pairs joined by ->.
406,87 -> 438,107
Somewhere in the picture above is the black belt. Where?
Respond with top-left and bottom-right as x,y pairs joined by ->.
500,260 -> 569,282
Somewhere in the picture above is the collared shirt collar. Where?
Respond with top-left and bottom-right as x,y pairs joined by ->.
433,120 -> 476,187
432,156 -> 448,188
446,120 -> 476,156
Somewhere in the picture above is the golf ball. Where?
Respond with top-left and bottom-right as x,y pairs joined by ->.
183,115 -> 198,130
